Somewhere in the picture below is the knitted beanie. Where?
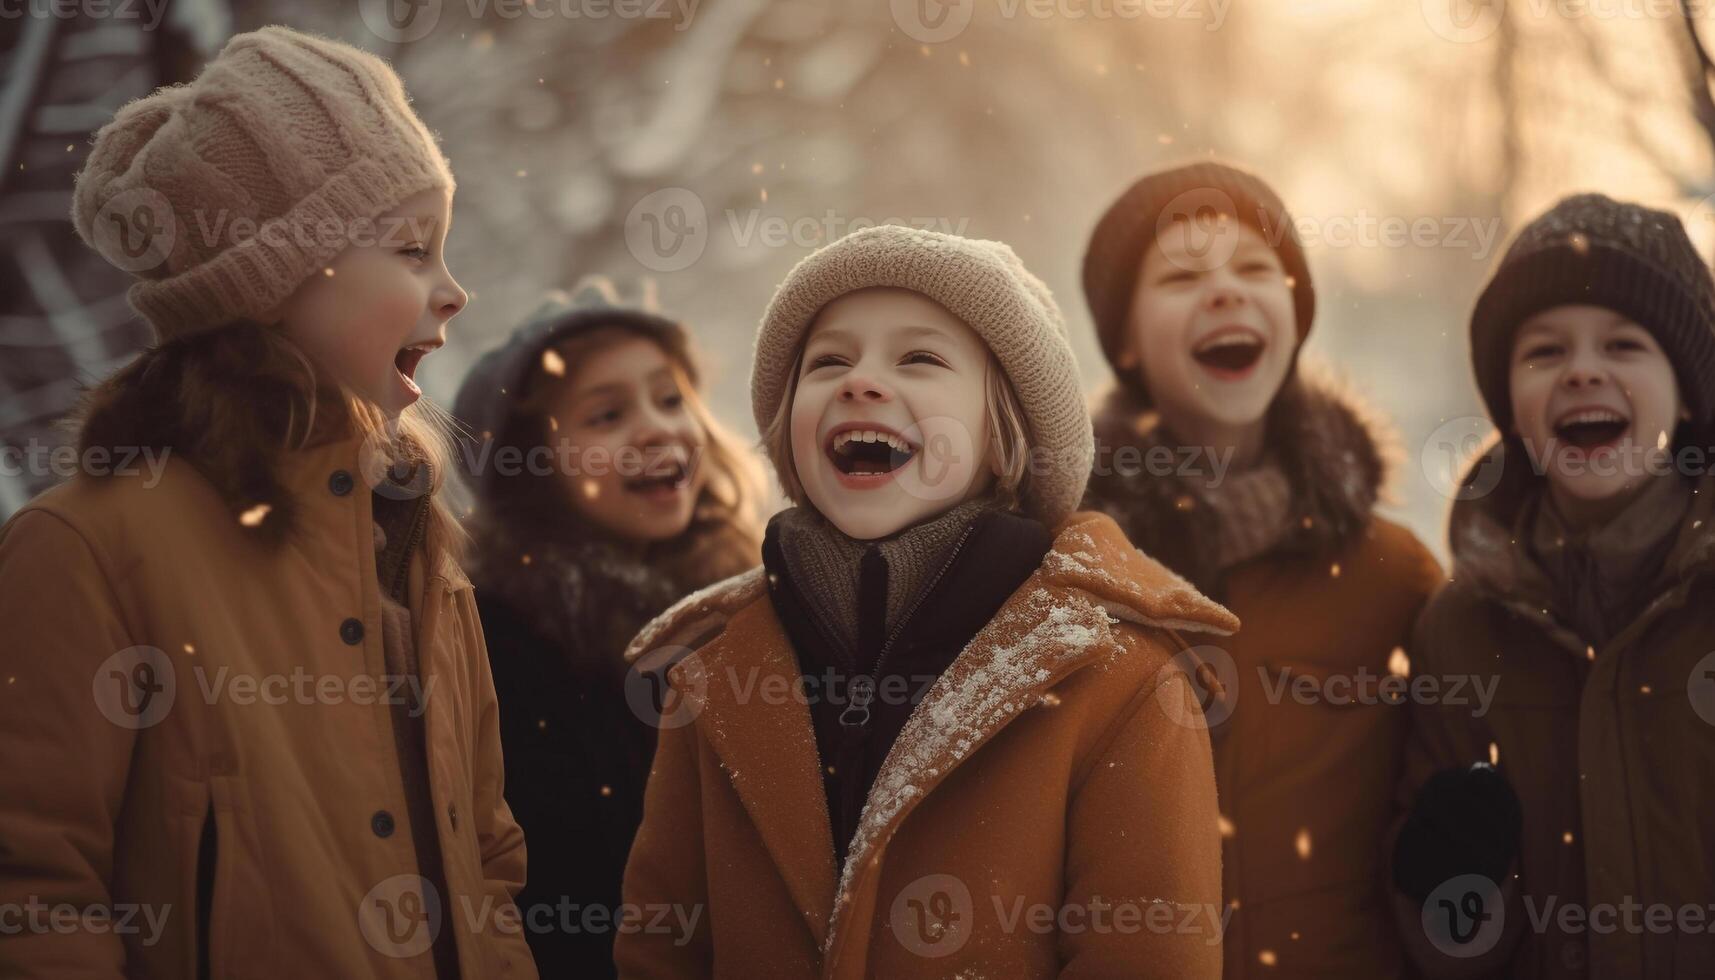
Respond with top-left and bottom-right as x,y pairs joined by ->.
1082,161 -> 1315,402
753,225 -> 1094,527
71,26 -> 456,342
1470,193 -> 1715,431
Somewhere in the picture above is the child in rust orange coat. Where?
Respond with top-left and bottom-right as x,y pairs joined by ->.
616,225 -> 1234,978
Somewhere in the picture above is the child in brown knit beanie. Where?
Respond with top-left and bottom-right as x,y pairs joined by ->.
0,27 -> 538,979
1080,161 -> 1443,978
1392,193 -> 1715,978
618,225 -> 1233,977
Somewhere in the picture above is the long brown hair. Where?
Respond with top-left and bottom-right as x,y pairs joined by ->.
70,319 -> 467,562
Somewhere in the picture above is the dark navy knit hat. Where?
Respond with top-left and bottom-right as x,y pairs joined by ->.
1470,193 -> 1715,432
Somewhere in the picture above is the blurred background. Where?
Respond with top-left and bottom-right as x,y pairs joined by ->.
6,0 -> 1715,558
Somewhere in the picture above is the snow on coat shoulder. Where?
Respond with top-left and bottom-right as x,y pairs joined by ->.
1043,512 -> 1239,636
623,563 -> 767,666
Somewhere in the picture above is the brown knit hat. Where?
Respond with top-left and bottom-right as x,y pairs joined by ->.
753,225 -> 1094,527
72,26 -> 456,342
1082,161 -> 1315,403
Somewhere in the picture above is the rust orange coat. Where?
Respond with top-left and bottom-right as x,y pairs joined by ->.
615,512 -> 1236,978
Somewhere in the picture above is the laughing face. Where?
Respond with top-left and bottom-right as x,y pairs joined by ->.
1509,304 -> 1685,519
550,335 -> 708,544
788,287 -> 996,541
1124,219 -> 1297,432
273,187 -> 468,418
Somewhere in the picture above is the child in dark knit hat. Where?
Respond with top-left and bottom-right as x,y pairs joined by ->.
1392,193 -> 1715,978
617,225 -> 1232,977
451,277 -> 762,978
1080,160 -> 1444,978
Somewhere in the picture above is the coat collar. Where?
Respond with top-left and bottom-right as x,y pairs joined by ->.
1448,436 -> 1715,654
1086,364 -> 1397,593
277,433 -> 470,592
624,512 -> 1237,956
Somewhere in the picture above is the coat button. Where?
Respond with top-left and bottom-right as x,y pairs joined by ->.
447,803 -> 458,832
328,469 -> 354,496
340,618 -> 364,645
371,810 -> 395,838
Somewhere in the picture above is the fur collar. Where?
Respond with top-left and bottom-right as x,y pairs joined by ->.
1084,365 -> 1398,593
472,527 -> 687,669
1446,437 -> 1715,643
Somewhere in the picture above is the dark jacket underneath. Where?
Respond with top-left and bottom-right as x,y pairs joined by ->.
478,589 -> 660,980
761,506 -> 1053,873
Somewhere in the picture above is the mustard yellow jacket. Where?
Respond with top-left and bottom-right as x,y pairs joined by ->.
0,435 -> 537,979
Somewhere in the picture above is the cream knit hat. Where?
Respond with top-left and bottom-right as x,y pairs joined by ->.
72,26 -> 456,342
753,224 -> 1094,527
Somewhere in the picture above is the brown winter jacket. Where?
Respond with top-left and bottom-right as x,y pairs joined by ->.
1082,375 -> 1446,978
1395,441 -> 1715,979
0,435 -> 537,979
615,511 -> 1236,978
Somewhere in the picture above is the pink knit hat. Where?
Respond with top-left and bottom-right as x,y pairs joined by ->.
72,26 -> 456,342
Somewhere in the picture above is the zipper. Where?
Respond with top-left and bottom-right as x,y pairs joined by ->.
839,522 -> 978,728
388,491 -> 431,603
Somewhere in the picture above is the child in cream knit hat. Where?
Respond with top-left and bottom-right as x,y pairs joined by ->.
618,225 -> 1231,977
0,27 -> 538,979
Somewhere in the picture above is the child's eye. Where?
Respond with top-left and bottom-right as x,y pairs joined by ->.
1521,343 -> 1563,361
401,245 -> 430,261
586,407 -> 622,426
806,354 -> 848,371
901,351 -> 948,367
1238,260 -> 1276,275
1607,338 -> 1646,353
1156,270 -> 1197,285
660,392 -> 685,410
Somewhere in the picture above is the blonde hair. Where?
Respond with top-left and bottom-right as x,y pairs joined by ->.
761,344 -> 1034,514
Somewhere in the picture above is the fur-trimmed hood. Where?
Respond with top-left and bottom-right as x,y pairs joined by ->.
1441,436 -> 1715,643
1083,365 -> 1399,593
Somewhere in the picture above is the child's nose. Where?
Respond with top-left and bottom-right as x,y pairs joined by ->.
1561,348 -> 1607,389
1201,277 -> 1246,311
838,372 -> 892,402
436,276 -> 469,319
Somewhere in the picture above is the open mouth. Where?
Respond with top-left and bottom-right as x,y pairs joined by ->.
394,341 -> 440,396
1554,407 -> 1630,451
623,457 -> 693,497
825,425 -> 917,478
1192,328 -> 1266,376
